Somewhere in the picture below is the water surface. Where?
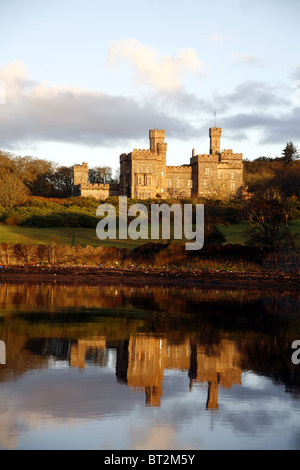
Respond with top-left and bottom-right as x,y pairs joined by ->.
0,283 -> 299,450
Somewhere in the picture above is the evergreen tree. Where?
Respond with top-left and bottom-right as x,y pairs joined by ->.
281,141 -> 299,164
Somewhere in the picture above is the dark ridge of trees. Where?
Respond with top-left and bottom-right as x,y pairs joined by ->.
244,154 -> 300,198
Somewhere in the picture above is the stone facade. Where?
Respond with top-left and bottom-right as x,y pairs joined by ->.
73,162 -> 119,198
73,127 -> 243,200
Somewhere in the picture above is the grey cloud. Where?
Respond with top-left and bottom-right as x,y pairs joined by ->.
221,81 -> 289,109
221,108 -> 300,144
0,88 -> 200,149
0,64 -> 296,154
154,80 -> 290,124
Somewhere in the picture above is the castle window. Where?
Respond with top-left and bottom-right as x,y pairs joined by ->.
231,182 -> 236,191
188,179 -> 193,188
231,173 -> 235,179
218,172 -> 222,179
168,179 -> 172,187
147,176 -> 151,186
137,167 -> 141,173
178,179 -> 183,188
147,167 -> 150,173
205,167 -> 210,176
204,179 -> 209,187
138,176 -> 143,186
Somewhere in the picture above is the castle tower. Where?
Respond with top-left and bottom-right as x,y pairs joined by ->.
209,127 -> 221,155
73,162 -> 89,186
149,129 -> 167,196
149,129 -> 165,153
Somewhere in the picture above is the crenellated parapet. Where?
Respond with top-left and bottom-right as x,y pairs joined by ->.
220,150 -> 243,162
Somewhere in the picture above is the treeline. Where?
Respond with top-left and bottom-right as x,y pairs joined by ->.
244,158 -> 300,198
0,150 -> 119,206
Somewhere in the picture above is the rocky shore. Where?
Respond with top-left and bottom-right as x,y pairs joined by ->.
0,265 -> 299,291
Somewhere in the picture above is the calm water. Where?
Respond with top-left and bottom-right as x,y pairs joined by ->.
0,282 -> 300,450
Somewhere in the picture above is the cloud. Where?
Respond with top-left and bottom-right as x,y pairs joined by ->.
229,53 -> 265,66
0,61 -> 297,157
216,80 -> 290,110
292,64 -> 300,80
0,61 -> 200,149
220,108 -> 300,145
205,33 -> 237,44
108,39 -> 204,92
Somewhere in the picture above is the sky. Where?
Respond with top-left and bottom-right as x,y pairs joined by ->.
0,0 -> 300,173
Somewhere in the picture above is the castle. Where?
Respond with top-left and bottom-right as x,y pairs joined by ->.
73,127 -> 243,199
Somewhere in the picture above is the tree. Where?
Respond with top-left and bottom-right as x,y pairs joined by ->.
0,168 -> 29,207
51,166 -> 74,198
244,189 -> 296,251
281,141 -> 299,164
30,165 -> 74,198
89,166 -> 113,184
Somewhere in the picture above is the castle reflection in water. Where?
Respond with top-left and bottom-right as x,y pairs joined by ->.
67,335 -> 241,408
1,283 -> 299,409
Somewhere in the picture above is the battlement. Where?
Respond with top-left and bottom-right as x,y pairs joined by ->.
220,151 -> 243,162
149,129 -> 165,139
73,162 -> 89,169
190,154 -> 219,164
132,149 -> 157,159
157,142 -> 167,154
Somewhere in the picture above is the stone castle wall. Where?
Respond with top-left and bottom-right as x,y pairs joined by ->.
73,127 -> 244,200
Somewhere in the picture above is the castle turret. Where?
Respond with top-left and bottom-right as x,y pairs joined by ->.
73,163 -> 89,196
149,129 -> 165,153
149,129 -> 167,196
73,162 -> 89,186
209,127 -> 221,155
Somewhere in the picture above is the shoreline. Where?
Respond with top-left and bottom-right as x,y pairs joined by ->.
0,266 -> 299,291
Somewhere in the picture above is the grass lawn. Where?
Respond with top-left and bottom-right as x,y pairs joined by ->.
0,220 -> 299,247
0,225 -> 147,249
218,223 -> 249,245
219,220 -> 300,246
